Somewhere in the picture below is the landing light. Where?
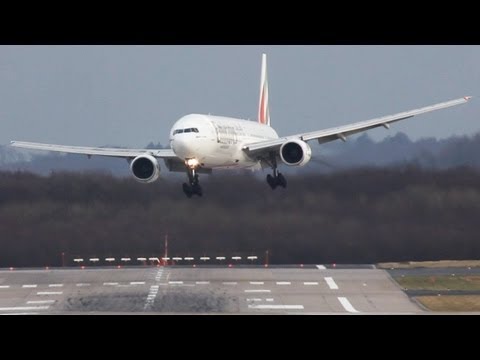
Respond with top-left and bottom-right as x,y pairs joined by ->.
186,158 -> 199,168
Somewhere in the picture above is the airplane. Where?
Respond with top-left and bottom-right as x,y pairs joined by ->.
11,54 -> 472,198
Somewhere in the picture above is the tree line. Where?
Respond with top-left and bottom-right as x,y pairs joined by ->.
1,166 -> 480,267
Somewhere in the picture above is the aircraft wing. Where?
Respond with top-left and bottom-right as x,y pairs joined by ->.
10,141 -> 178,159
243,96 -> 472,154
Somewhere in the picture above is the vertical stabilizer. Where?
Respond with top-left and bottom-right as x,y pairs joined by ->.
258,53 -> 271,126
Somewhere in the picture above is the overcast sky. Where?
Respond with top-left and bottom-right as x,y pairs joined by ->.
0,45 -> 478,147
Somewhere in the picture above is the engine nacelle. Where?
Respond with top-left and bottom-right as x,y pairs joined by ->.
130,154 -> 160,183
280,140 -> 312,167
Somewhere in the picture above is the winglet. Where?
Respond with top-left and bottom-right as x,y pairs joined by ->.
258,53 -> 271,126
464,96 -> 473,101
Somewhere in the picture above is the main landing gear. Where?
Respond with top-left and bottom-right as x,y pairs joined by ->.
183,162 -> 202,198
266,153 -> 287,190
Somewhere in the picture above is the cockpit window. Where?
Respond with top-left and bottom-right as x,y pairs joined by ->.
173,128 -> 199,135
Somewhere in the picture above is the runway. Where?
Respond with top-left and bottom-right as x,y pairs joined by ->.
0,266 -> 421,314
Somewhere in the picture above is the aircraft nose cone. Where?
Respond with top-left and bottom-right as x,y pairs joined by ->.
172,136 -> 194,158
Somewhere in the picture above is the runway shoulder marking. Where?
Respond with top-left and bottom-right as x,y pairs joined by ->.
49,284 -> 64,288
316,265 -> 326,270
249,305 -> 304,310
244,289 -> 271,293
324,277 -> 339,290
276,282 -> 291,285
338,297 -> 359,313
37,291 -> 63,295
22,284 -> 37,288
303,282 -> 318,286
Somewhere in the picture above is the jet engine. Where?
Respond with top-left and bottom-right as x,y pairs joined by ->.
279,140 -> 312,167
130,154 -> 160,183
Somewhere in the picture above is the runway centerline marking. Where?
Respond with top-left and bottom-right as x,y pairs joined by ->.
304,282 -> 318,286
0,285 -> 10,289
22,285 -> 37,288
103,282 -> 119,286
249,282 -> 264,285
338,297 -> 359,313
49,284 -> 63,288
196,281 -> 210,285
130,282 -> 146,285
325,277 -> 339,290
76,283 -> 90,287
244,289 -> 271,293
276,282 -> 291,285
168,281 -> 183,285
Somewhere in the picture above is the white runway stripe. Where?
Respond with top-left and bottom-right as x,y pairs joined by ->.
103,282 -> 119,286
249,282 -> 264,285
37,291 -> 63,295
303,282 -> 318,286
316,265 -> 326,270
338,297 -> 359,313
249,305 -> 304,310
49,284 -> 63,288
76,283 -> 90,287
168,281 -> 183,285
22,285 -> 37,288
324,277 -> 339,290
244,289 -> 271,293
0,285 -> 10,289
276,282 -> 291,285
0,306 -> 49,311
196,281 -> 210,285
27,300 -> 55,304
130,282 -> 146,285
222,282 -> 237,285
1,312 -> 40,315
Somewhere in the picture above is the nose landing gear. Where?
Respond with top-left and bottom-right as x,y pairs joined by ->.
183,160 -> 203,198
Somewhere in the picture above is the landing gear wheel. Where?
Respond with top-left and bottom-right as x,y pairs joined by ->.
192,184 -> 203,197
266,174 -> 277,190
277,173 -> 287,188
183,183 -> 193,198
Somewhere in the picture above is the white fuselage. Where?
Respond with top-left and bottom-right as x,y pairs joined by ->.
170,114 -> 279,169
